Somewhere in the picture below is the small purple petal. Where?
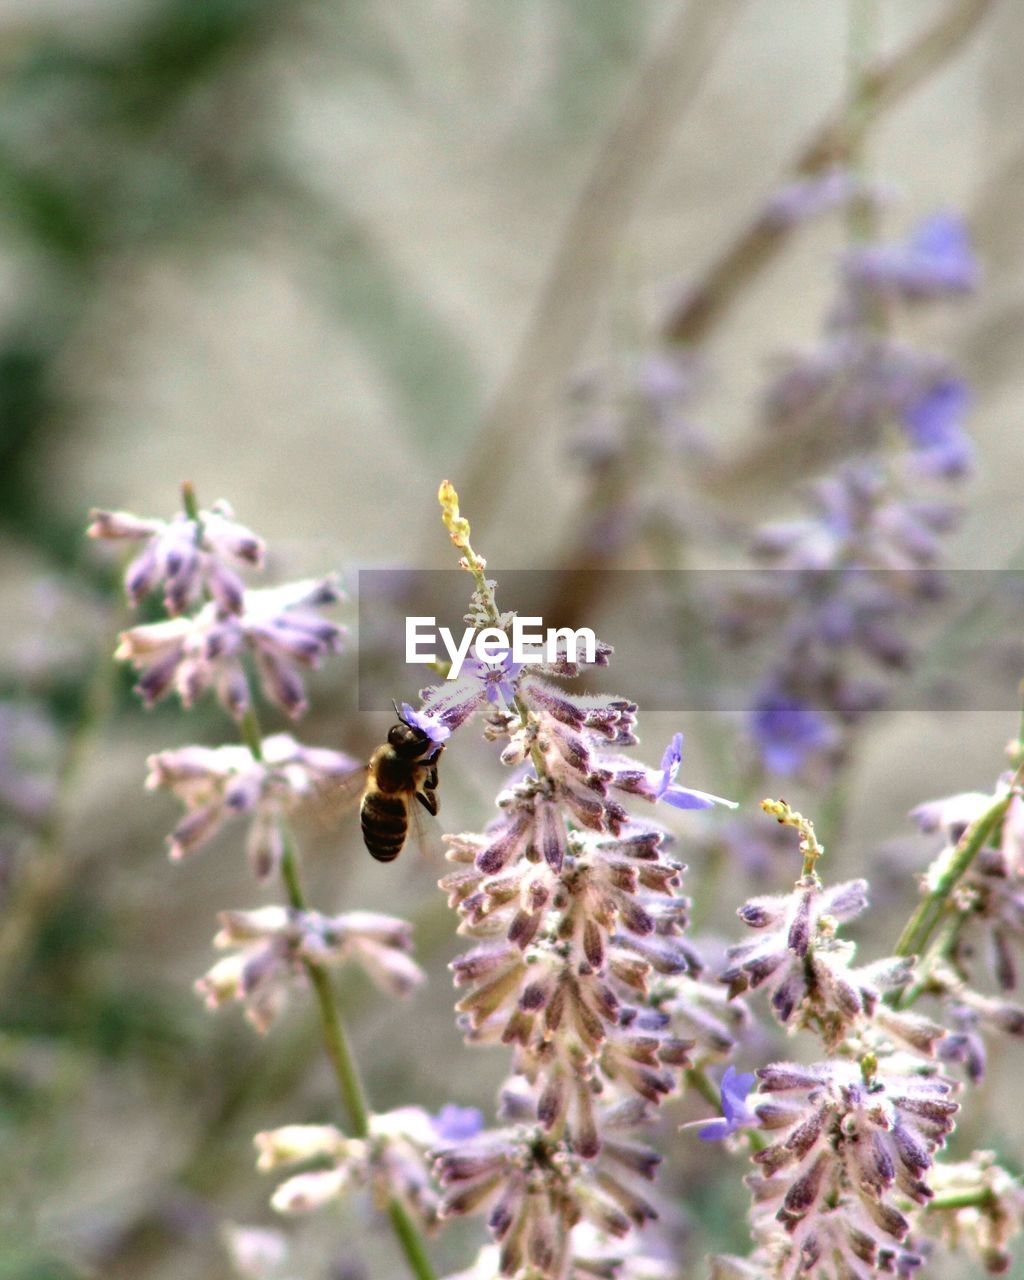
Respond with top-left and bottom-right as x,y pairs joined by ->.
750,695 -> 834,776
698,1065 -> 757,1141
433,1104 -> 485,1142
400,702 -> 451,743
661,787 -> 716,811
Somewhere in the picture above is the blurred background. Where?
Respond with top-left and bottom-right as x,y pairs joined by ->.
2,0 -> 1023,1276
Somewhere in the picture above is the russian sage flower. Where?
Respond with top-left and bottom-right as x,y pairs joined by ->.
222,1222 -> 294,1280
414,486 -> 737,1278
255,1105 -> 444,1229
87,500 -> 263,615
196,906 -> 424,1032
115,577 -> 345,719
145,733 -> 358,876
927,1151 -> 1024,1275
910,779 -> 1024,994
90,490 -> 436,1277
711,802 -> 961,1279
842,212 -> 979,302
733,211 -> 978,780
696,1065 -> 757,1142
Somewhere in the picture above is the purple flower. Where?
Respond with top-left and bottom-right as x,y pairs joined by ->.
750,695 -> 835,776
845,211 -> 978,300
465,649 -> 525,706
697,1065 -> 757,1141
432,1104 -> 485,1143
901,377 -> 974,477
400,701 -> 452,743
654,732 -> 735,811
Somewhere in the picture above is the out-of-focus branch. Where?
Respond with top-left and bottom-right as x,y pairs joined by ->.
544,0 -> 995,622
662,0 -> 995,346
455,0 -> 747,525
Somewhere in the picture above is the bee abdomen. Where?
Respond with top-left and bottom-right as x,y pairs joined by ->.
361,789 -> 409,863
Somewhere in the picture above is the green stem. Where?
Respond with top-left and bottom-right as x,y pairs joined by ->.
894,783 -> 1016,963
241,704 -> 436,1280
895,910 -> 964,1009
926,1188 -> 997,1213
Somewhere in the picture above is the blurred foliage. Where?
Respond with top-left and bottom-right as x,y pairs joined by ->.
0,0 -> 298,565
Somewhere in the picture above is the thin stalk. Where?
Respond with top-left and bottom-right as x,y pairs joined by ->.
450,510 -> 548,782
240,687 -> 436,1280
893,781 -> 1018,963
846,0 -> 882,244
895,907 -> 967,1009
926,1188 -> 997,1213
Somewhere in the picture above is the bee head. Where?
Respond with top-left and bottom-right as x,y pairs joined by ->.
387,721 -> 425,752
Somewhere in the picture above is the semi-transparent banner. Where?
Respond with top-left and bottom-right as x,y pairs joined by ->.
356,569 -> 1024,713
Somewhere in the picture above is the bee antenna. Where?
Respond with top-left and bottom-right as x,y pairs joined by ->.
392,698 -> 405,723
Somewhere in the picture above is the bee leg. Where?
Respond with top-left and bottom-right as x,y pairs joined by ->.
422,767 -> 439,791
415,788 -> 439,816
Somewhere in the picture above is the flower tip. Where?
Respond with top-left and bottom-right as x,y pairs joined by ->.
401,702 -> 451,743
438,479 -> 471,547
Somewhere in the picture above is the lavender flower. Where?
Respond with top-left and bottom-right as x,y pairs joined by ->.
116,577 -> 345,719
698,1066 -> 757,1142
88,499 -> 263,615
711,802 -> 964,1278
146,733 -> 358,876
256,1106 -> 440,1229
843,212 -> 979,301
427,481 -> 736,1278
196,906 -> 424,1032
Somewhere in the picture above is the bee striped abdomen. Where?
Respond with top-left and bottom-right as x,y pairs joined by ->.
360,787 -> 409,862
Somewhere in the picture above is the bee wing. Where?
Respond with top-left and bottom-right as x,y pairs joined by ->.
407,789 -> 445,864
296,762 -> 370,832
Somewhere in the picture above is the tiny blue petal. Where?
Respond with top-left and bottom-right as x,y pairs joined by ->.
400,702 -> 451,743
751,695 -> 833,775
661,787 -> 716,811
433,1104 -> 484,1142
699,1066 -> 757,1141
902,378 -> 973,477
659,731 -> 684,780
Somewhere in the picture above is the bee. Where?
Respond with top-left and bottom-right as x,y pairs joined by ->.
359,708 -> 445,862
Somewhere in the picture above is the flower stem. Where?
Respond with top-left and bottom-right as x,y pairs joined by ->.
438,480 -> 548,780
926,1187 -> 997,1213
894,781 -> 1017,963
846,0 -> 882,244
240,703 -> 437,1280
